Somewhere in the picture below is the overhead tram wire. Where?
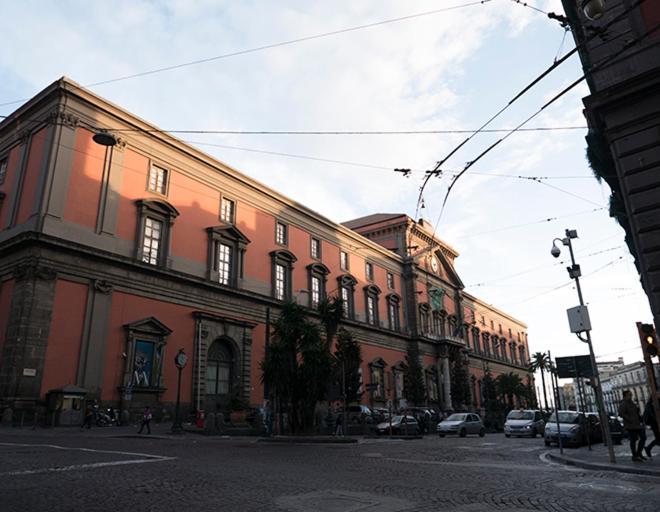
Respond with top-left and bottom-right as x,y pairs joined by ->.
0,114 -> 587,135
429,17 -> 660,238
0,0 -> 493,108
412,0 -> 650,224
509,0 -> 548,15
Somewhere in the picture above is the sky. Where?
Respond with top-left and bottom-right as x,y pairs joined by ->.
0,1 -> 652,387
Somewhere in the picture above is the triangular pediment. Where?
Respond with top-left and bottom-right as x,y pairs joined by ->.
207,223 -> 251,245
434,249 -> 464,289
124,316 -> 173,336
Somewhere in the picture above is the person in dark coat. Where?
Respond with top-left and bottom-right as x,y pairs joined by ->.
80,404 -> 93,429
335,411 -> 344,436
643,397 -> 659,457
618,390 -> 646,461
138,406 -> 152,434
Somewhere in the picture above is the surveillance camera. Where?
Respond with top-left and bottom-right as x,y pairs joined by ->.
551,246 -> 561,258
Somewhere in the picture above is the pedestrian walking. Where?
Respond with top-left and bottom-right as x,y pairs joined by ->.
80,404 -> 93,429
618,390 -> 646,461
138,406 -> 152,434
335,410 -> 344,437
643,397 -> 659,458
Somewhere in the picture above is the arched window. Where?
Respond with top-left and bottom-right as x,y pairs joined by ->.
307,263 -> 330,309
337,274 -> 357,320
364,284 -> 381,326
206,340 -> 234,396
386,294 -> 401,331
270,249 -> 297,301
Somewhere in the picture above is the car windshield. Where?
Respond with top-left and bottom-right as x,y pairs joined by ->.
446,414 -> 467,421
391,416 -> 404,423
548,412 -> 580,424
507,411 -> 534,420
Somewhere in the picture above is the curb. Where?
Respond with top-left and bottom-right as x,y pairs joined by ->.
546,451 -> 660,478
258,436 -> 358,444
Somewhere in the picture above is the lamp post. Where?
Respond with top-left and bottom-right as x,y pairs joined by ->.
171,348 -> 188,435
551,229 -> 615,463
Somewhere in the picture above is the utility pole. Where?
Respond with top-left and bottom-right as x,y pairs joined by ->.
551,229 -> 615,463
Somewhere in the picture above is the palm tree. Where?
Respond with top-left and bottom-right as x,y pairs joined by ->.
529,352 -> 550,411
496,372 -> 523,410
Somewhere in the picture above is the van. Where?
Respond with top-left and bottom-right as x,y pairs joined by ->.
504,409 -> 545,438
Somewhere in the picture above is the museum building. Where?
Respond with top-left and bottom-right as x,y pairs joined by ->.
0,78 -> 531,422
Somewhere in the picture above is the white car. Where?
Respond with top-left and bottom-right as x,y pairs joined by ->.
504,410 -> 545,438
437,413 -> 485,437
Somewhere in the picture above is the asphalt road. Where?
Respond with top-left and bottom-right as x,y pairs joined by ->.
1,428 -> 659,512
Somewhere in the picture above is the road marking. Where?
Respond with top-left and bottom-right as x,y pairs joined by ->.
0,442 -> 175,476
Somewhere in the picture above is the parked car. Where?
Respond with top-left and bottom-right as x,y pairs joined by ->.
607,416 -> 624,445
504,409 -> 545,438
544,411 -> 590,447
372,407 -> 391,422
406,407 -> 439,434
437,413 -> 485,437
376,415 -> 420,435
344,405 -> 375,424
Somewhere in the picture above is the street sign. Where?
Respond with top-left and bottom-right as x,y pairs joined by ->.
555,355 -> 594,378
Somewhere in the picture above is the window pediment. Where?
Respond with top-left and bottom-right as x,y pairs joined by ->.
306,262 -> 330,275
269,249 -> 297,263
136,199 -> 179,219
370,357 -> 386,368
207,223 -> 251,248
364,284 -> 381,295
124,316 -> 173,336
386,293 -> 401,303
338,274 -> 357,287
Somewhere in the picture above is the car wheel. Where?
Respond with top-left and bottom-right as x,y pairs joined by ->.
614,437 -> 622,445
544,440 -> 551,446
438,433 -> 445,438
459,428 -> 467,438
505,434 -> 510,438
531,428 -> 537,438
479,428 -> 485,438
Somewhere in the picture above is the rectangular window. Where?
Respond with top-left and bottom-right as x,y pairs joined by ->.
365,262 -> 373,281
388,302 -> 398,331
0,157 -> 7,185
340,251 -> 349,271
387,272 -> 394,290
275,263 -> 286,300
220,197 -> 235,223
367,296 -> 376,325
142,217 -> 163,265
276,222 -> 287,245
206,364 -> 218,394
311,237 -> 321,259
217,243 -> 232,285
341,286 -> 350,317
311,276 -> 320,307
148,165 -> 168,194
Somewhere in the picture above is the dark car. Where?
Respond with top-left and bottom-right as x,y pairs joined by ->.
376,415 -> 420,435
406,407 -> 439,434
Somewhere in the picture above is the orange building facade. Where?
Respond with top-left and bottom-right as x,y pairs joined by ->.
0,78 -> 531,421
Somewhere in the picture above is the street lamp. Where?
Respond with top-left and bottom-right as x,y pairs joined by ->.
171,348 -> 188,434
581,0 -> 605,21
550,229 -> 616,463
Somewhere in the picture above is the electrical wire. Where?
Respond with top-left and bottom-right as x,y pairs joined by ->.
456,207 -> 606,240
414,0 -> 650,224
0,114 -> 587,135
0,0 -> 493,108
430,15 -> 660,233
509,0 -> 548,15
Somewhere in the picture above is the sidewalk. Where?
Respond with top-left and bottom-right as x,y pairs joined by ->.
546,443 -> 660,477
0,422 -> 194,440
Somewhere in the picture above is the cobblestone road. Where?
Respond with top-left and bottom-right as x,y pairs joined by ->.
1,429 -> 659,512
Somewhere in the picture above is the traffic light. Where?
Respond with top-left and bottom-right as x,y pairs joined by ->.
637,322 -> 658,357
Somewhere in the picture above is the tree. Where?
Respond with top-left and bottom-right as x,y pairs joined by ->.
451,353 -> 471,410
520,376 -> 538,409
496,372 -> 523,411
481,370 -> 503,430
529,352 -> 550,411
317,296 -> 344,350
333,328 -> 362,405
261,301 -> 333,433
404,341 -> 426,406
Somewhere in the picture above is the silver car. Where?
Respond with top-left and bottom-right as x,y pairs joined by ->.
504,410 -> 545,438
437,413 -> 485,437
